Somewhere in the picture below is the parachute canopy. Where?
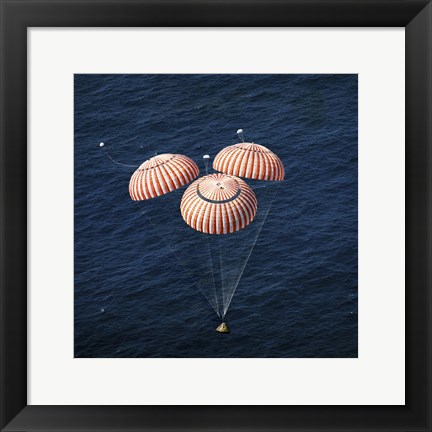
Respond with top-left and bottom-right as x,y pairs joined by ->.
180,173 -> 257,235
129,153 -> 199,200
213,143 -> 285,181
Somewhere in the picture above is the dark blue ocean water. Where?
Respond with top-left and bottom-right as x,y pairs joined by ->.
74,74 -> 357,358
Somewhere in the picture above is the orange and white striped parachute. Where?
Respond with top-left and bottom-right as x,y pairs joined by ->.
129,153 -> 199,200
213,143 -> 284,181
180,173 -> 257,235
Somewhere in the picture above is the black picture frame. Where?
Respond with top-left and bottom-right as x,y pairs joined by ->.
1,1 -> 431,431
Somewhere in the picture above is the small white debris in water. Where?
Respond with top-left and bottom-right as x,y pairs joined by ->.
99,142 -> 105,147
100,308 -> 105,313
203,155 -> 210,159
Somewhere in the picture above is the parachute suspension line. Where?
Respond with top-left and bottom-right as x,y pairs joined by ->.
222,189 -> 277,317
218,237 -> 226,318
136,202 -> 220,316
99,142 -> 138,168
105,151 -> 138,168
205,234 -> 221,318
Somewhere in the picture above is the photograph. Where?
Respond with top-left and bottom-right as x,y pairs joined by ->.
74,73 -> 358,358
